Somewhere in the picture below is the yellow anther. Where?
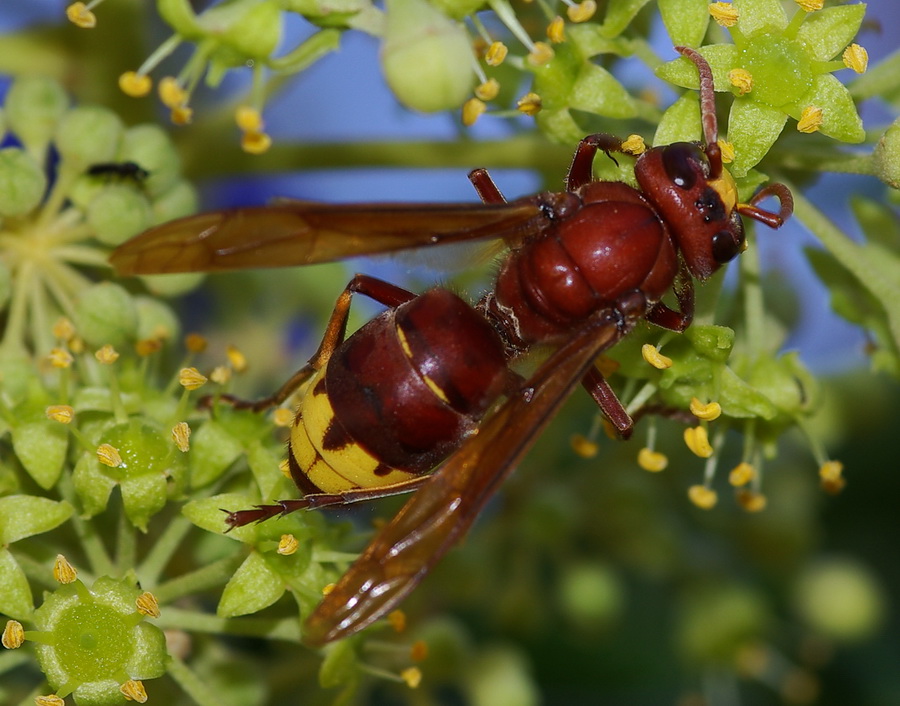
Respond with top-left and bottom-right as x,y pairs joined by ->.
179,367 -> 207,391
171,422 -> 191,452
819,460 -> 843,481
475,78 -> 500,102
737,489 -> 767,512
485,41 -> 508,67
241,130 -> 273,155
388,609 -> 407,633
410,639 -> 429,662
688,484 -> 718,509
119,71 -> 152,97
684,426 -> 713,458
235,105 -> 264,132
226,345 -> 248,373
277,534 -> 299,556
53,317 -> 76,341
170,105 -> 193,126
46,405 -> 75,424
566,0 -> 597,23
322,582 -> 336,596
517,92 -> 542,116
728,461 -> 756,487
120,679 -> 148,703
158,76 -> 188,108
48,347 -> 73,369
637,447 -> 668,472
621,134 -> 647,156
279,459 -> 291,478
641,343 -> 672,369
728,68 -> 753,95
462,98 -> 487,127
69,336 -> 85,354
795,0 -> 823,11
135,338 -> 163,357
66,2 -> 97,28
843,43 -> 868,74
2,620 -> 25,649
210,365 -> 231,385
401,667 -> 423,689
797,105 -> 824,134
690,397 -> 721,421
54,554 -> 78,584
273,408 -> 295,428
570,433 -> 599,459
709,2 -> 739,27
35,696 -> 66,706
718,139 -> 735,163
136,591 -> 161,618
95,344 -> 120,365
97,443 -> 124,468
547,16 -> 566,44
527,41 -> 554,67
185,333 -> 208,353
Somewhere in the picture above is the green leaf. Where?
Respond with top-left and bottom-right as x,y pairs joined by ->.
796,74 -> 864,143
156,0 -> 204,38
183,492 -> 256,541
600,0 -> 652,38
655,44 -> 739,91
0,547 -> 33,619
718,366 -> 779,419
654,94 -> 701,145
659,0 -> 710,48
218,550 -> 284,617
732,0 -> 787,37
318,638 -> 359,688
120,471 -> 168,532
72,454 -> 117,517
0,495 -> 73,544
795,4 -> 866,61
189,420 -> 245,488
726,98 -> 787,177
569,64 -> 636,118
246,440 -> 285,500
11,419 -> 69,489
535,108 -> 583,146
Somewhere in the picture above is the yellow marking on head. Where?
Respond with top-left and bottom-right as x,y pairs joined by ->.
708,168 -> 738,214
396,324 -> 413,359
422,374 -> 451,404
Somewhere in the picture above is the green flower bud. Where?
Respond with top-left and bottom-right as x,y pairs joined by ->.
75,282 -> 138,348
151,179 -> 198,225
873,118 -> 900,189
464,646 -> 539,706
87,185 -> 153,246
222,0 -> 283,59
793,558 -> 886,642
428,0 -> 486,20
55,106 -> 124,168
381,0 -> 473,112
557,562 -> 624,628
0,147 -> 47,217
118,124 -> 181,198
3,76 -> 69,156
677,583 -> 770,663
32,575 -> 168,705
134,295 -> 181,343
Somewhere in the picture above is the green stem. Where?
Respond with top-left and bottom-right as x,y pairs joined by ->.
154,606 -> 303,642
152,554 -> 244,603
116,506 -> 136,575
786,182 -> 900,351
10,550 -> 58,592
166,653 -> 227,706
774,150 -> 874,175
739,226 -> 766,359
137,513 -> 195,588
